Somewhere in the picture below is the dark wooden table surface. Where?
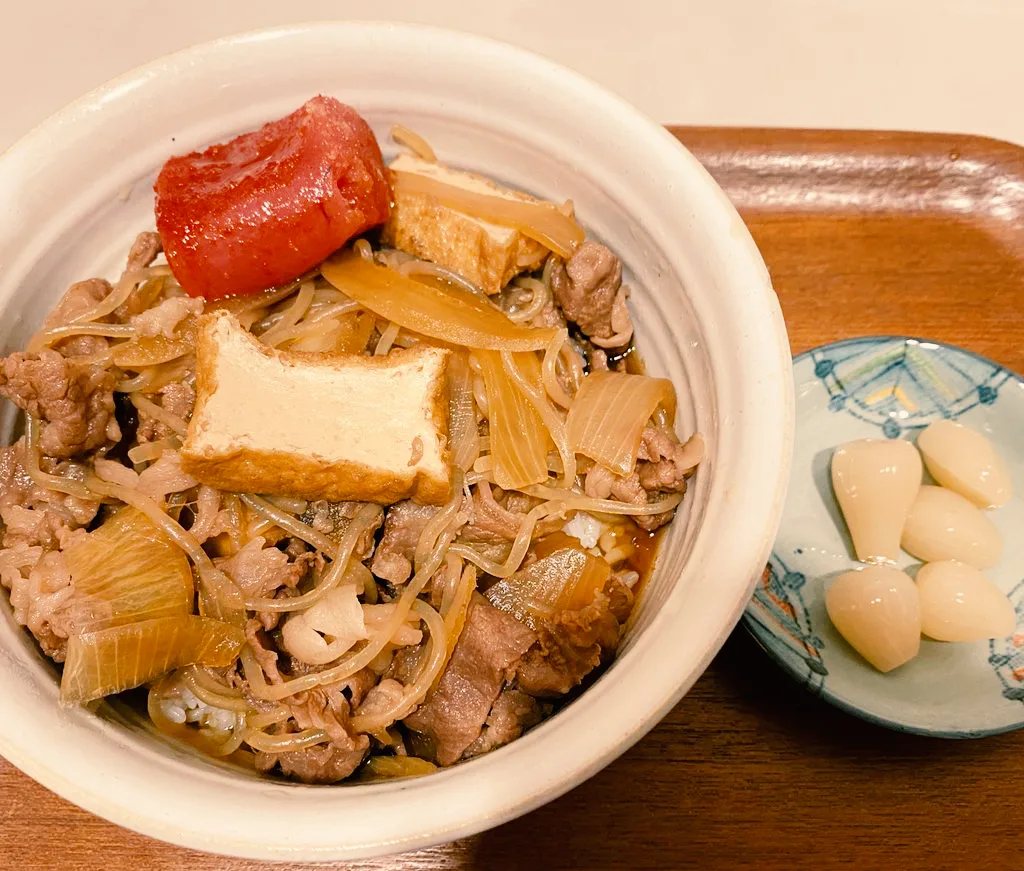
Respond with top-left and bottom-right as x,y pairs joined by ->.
3,127 -> 1024,870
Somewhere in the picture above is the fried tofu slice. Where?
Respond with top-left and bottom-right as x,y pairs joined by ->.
180,312 -> 452,504
381,153 -> 550,294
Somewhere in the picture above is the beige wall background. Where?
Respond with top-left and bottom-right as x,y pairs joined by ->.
3,0 -> 1022,151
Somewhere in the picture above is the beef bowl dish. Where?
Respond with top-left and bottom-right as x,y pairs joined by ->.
0,22 -> 792,860
2,96 -> 703,783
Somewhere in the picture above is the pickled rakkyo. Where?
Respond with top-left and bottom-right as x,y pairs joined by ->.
901,485 -> 1002,570
917,420 -> 1011,509
917,560 -> 1016,642
831,439 -> 922,564
825,565 -> 921,672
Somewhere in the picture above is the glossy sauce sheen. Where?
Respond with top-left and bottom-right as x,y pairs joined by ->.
626,523 -> 662,583
531,523 -> 660,591
154,96 -> 392,299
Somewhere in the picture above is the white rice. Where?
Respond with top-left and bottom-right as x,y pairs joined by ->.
562,512 -> 603,549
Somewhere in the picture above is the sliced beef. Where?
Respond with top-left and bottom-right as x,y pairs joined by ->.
0,350 -> 119,459
371,500 -> 439,583
458,487 -> 516,560
0,542 -> 43,594
346,667 -> 384,709
189,485 -> 231,544
161,381 -> 195,418
386,643 -> 425,685
354,677 -> 404,719
550,241 -> 625,340
583,427 -> 703,525
42,278 -> 113,358
135,450 -> 198,499
584,464 -> 673,531
467,483 -> 521,540
0,505 -> 68,551
516,578 -> 632,697
136,381 -> 195,443
131,296 -> 202,339
292,686 -> 368,747
605,575 -> 635,623
455,523 -> 512,565
305,500 -> 369,536
302,500 -> 383,559
630,507 -> 672,533
636,426 -> 704,493
1,540 -> 81,662
49,336 -> 109,362
244,618 -> 284,684
461,687 -> 543,759
113,232 -> 165,320
463,484 -> 565,543
355,509 -> 384,560
126,231 -> 163,273
0,439 -> 99,549
253,587 -> 303,631
45,278 -> 111,329
255,686 -> 369,784
404,593 -> 536,765
217,538 -> 312,601
257,742 -> 368,784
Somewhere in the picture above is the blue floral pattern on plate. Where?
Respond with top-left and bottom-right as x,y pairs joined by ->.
744,337 -> 1024,737
747,555 -> 826,690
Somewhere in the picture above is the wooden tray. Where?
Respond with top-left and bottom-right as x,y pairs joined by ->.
3,128 -> 1024,870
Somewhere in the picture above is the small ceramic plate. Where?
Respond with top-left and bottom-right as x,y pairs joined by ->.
744,336 -> 1024,737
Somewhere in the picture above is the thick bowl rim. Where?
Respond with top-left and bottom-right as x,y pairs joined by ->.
0,20 -> 794,860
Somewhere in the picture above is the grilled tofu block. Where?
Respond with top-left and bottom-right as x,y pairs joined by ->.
381,154 -> 550,294
180,312 -> 452,504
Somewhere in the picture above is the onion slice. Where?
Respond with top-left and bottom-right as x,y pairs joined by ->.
485,545 -> 610,628
112,317 -> 198,369
390,125 -> 437,162
476,350 -> 550,490
61,616 -> 245,704
447,353 -> 479,473
64,507 -> 193,633
321,251 -> 558,351
432,564 -> 477,691
358,755 -> 438,781
391,170 -> 584,258
84,475 -> 246,627
566,371 -> 677,475
500,350 -> 575,487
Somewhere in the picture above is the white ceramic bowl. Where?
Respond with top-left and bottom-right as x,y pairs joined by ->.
0,22 -> 792,861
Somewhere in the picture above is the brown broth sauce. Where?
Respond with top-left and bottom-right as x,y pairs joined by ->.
623,520 -> 663,598
615,347 -> 668,599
